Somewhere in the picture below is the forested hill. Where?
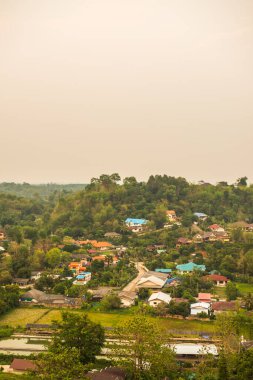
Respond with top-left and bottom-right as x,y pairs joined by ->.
49,174 -> 253,238
0,174 -> 252,239
0,182 -> 86,198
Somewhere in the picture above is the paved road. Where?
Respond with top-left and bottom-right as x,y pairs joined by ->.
122,262 -> 148,293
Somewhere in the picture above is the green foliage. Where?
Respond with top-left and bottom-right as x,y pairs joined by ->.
35,347 -> 87,380
50,312 -> 105,364
0,285 -> 19,316
225,282 -> 239,301
101,293 -> 122,311
112,314 -> 179,380
167,301 -> 190,318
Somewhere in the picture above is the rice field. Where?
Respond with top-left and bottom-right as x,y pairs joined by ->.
0,308 -> 49,328
0,308 -> 215,335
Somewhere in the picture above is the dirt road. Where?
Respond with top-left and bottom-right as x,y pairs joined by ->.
122,262 -> 148,293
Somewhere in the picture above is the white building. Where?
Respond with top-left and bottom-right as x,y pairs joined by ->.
190,302 -> 210,316
148,292 -> 172,307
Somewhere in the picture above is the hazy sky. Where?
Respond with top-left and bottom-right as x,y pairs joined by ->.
0,0 -> 252,184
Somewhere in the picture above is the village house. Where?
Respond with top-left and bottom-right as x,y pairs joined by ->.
125,218 -> 148,233
194,212 -> 208,221
202,274 -> 228,287
20,289 -> 80,307
192,234 -> 203,244
68,261 -> 87,275
73,272 -> 91,285
118,291 -> 137,307
166,210 -> 177,222
190,302 -> 210,316
12,278 -> 30,287
208,224 -> 225,232
211,301 -> 237,315
198,293 -> 212,303
77,240 -> 113,251
176,262 -> 206,274
166,277 -> 181,287
148,291 -> 172,307
136,271 -> 168,289
202,232 -> 217,242
176,237 -> 192,247
169,343 -> 218,359
214,231 -> 230,242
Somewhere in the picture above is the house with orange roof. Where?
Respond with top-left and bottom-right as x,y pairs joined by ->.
198,293 -> 212,303
92,241 -> 113,250
68,261 -> 87,275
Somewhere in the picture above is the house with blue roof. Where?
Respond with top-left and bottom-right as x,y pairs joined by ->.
125,218 -> 148,233
73,272 -> 91,285
176,262 -> 206,274
155,268 -> 172,274
194,212 -> 208,221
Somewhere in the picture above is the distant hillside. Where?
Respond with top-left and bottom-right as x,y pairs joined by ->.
0,183 -> 86,198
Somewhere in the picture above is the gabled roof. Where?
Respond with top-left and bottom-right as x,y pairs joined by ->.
198,293 -> 212,301
137,276 -> 165,287
148,291 -> 172,304
176,262 -> 206,272
194,212 -> 208,218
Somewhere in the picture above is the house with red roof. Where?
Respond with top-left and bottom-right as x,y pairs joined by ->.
198,293 -> 212,303
208,224 -> 225,233
203,274 -> 228,287
212,301 -> 237,315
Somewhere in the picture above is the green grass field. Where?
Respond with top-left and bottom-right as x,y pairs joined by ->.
0,308 -> 49,328
214,283 -> 253,299
0,308 -> 215,335
237,283 -> 253,295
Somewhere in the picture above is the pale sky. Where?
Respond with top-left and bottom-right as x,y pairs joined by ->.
0,0 -> 252,184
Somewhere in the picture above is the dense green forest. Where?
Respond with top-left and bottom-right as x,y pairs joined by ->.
0,183 -> 86,199
0,174 -> 253,239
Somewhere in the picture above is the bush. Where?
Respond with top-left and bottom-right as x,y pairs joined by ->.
101,294 -> 122,311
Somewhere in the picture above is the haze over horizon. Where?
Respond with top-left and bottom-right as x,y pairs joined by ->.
1,0 -> 252,184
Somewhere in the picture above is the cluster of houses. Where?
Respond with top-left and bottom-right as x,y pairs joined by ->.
20,289 -> 80,307
118,262 -> 231,317
124,210 -> 181,233
144,271 -> 232,317
177,223 -> 230,246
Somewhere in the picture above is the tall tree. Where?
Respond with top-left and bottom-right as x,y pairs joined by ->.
51,312 -> 105,364
112,314 -> 178,380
